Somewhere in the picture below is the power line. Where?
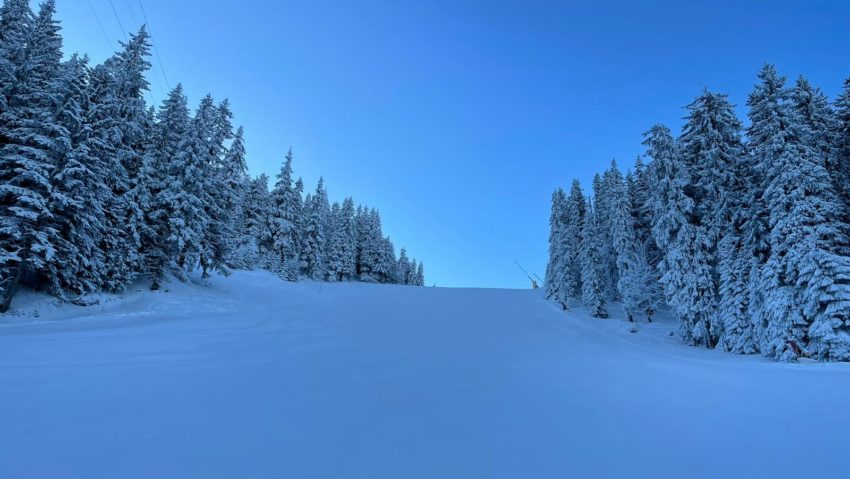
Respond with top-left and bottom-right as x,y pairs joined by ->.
86,0 -> 114,50
108,0 -> 129,42
137,0 -> 171,90
123,0 -> 139,25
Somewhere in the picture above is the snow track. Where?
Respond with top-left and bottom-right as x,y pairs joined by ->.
1,271 -> 848,478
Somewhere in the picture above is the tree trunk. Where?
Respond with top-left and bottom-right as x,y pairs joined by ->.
0,250 -> 29,313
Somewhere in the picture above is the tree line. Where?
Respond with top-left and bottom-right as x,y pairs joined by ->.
0,0 -> 425,312
546,64 -> 850,362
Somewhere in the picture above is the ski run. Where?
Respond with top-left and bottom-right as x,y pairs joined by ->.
2,270 -> 848,479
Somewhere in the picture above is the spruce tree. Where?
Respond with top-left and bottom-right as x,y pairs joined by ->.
377,236 -> 397,283
609,166 -> 654,322
46,54 -> 110,295
223,126 -> 251,268
0,0 -> 62,311
544,188 -> 567,301
0,0 -> 31,117
89,27 -> 153,291
831,78 -> 850,210
301,179 -> 328,280
269,148 -> 302,280
326,198 -> 356,281
748,66 -> 850,360
643,122 -> 714,345
242,174 -> 273,268
147,84 -> 190,287
678,89 -> 746,345
579,201 -> 608,318
563,180 -> 585,300
396,247 -> 411,285
415,261 -> 425,286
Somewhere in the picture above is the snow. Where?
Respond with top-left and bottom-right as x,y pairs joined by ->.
1,270 -> 848,478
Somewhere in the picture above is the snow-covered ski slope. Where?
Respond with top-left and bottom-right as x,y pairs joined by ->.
1,270 -> 848,479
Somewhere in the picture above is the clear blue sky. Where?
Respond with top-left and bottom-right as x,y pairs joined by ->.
57,0 -> 850,288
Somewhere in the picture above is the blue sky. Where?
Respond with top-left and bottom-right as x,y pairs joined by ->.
57,0 -> 850,288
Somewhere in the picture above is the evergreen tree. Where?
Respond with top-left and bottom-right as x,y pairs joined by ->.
46,54 -> 110,295
293,177 -> 305,274
748,66 -> 850,360
831,78 -> 850,210
326,198 -> 356,281
678,89 -> 746,345
0,0 -> 62,311
147,84 -> 190,287
599,164 -> 623,299
609,165 -> 655,322
396,247 -> 411,285
643,122 -> 714,345
89,27 -> 153,291
406,257 -> 418,285
563,180 -> 585,300
269,148 -> 302,280
415,261 -> 425,286
376,236 -> 397,284
242,174 -> 273,268
356,208 -> 385,283
197,97 -> 237,278
579,201 -> 607,318
300,178 -> 328,280
164,95 -> 208,276
0,0 -> 31,117
222,126 -> 251,268
544,188 -> 567,300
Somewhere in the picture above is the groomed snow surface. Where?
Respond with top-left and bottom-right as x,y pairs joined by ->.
1,271 -> 848,479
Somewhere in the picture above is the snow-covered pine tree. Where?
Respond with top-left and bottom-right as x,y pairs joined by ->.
544,188 -> 567,301
642,124 -> 678,264
748,66 -> 850,360
222,126 -> 252,268
831,78 -> 850,210
415,261 -> 425,286
406,257 -> 418,285
293,177 -> 306,275
46,54 -> 111,295
608,165 -> 655,322
599,164 -> 623,299
579,200 -> 608,318
300,179 -> 328,280
678,89 -> 746,345
198,97 -> 237,278
629,156 -> 660,269
0,0 -> 62,311
717,223 -> 754,352
164,95 -> 209,277
0,0 -> 30,118
643,121 -> 714,346
354,205 -> 368,276
629,156 -> 664,311
326,198 -> 356,281
356,208 -> 385,283
269,148 -> 302,280
241,174 -> 273,268
563,180 -> 585,300
377,236 -> 397,284
187,95 -> 228,279
88,26 -> 153,291
396,247 -> 411,285
147,84 -> 190,288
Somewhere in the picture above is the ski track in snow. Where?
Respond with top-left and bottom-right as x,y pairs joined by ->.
1,270 -> 848,479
